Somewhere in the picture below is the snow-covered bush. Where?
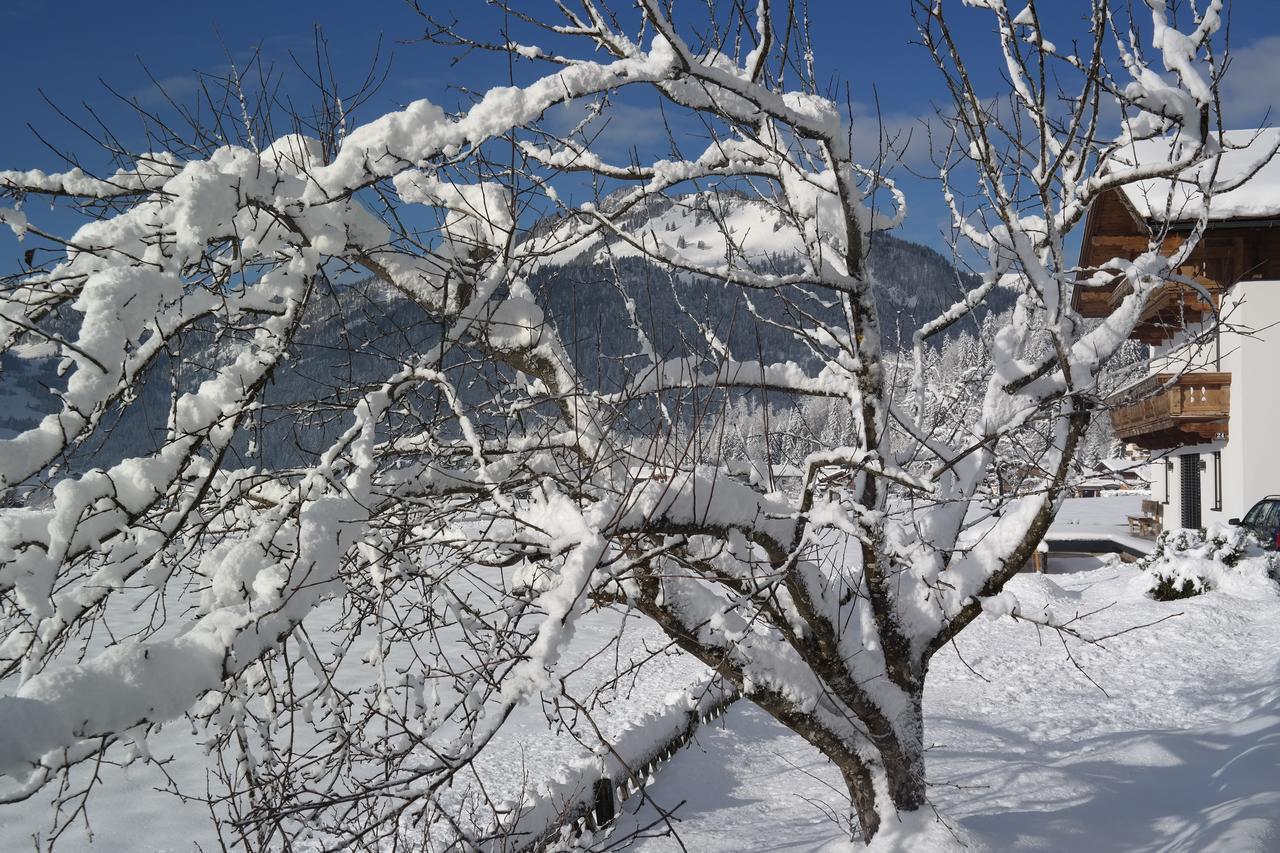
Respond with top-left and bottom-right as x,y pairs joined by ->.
1138,525 -> 1280,601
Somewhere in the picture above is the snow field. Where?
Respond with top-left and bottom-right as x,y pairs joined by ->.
608,557 -> 1280,851
0,568 -> 710,852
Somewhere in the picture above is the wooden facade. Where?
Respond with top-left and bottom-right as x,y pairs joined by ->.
1075,188 -> 1280,286
1075,187 -> 1280,448
1071,190 -> 1280,344
1107,372 -> 1231,450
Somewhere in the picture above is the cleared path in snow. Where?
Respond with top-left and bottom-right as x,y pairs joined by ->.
1045,494 -> 1156,558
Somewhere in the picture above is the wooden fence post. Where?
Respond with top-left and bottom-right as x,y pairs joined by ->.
592,777 -> 616,827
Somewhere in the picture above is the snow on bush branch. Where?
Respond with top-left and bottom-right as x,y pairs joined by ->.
1138,525 -> 1280,601
0,0 -> 1256,847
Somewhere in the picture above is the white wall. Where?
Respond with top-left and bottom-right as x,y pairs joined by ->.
1148,279 -> 1280,531
1228,280 -> 1280,519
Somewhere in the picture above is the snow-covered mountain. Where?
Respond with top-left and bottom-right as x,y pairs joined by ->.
524,192 -> 1012,391
1,193 -> 1001,472
529,190 -> 1008,346
0,355 -> 54,442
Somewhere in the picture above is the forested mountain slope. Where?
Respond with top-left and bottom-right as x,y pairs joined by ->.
0,195 -> 1023,472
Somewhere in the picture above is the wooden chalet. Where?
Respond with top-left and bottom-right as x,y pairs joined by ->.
1074,129 -> 1280,530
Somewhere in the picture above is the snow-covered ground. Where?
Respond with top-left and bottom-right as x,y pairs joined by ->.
0,601 -> 709,852
1047,493 -> 1154,556
6,495 -> 1265,852
607,545 -> 1280,851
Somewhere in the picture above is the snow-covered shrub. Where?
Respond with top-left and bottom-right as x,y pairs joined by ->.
1138,525 -> 1280,600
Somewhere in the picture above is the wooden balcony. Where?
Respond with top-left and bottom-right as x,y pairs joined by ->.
1073,278 -> 1121,318
1117,279 -> 1217,344
1072,234 -> 1239,344
1073,277 -> 1218,343
1108,372 -> 1230,450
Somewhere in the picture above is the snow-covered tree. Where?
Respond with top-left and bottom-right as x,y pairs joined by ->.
0,0 -> 1252,846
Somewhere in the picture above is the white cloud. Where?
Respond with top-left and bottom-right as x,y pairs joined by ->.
546,99 -> 693,158
1222,35 -> 1280,128
850,101 -> 946,172
128,74 -> 203,110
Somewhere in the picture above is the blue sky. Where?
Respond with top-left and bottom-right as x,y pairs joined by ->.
2,1 -> 1278,252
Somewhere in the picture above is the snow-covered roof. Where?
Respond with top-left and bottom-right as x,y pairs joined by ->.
1115,128 -> 1280,222
1098,457 -> 1147,477
1075,478 -> 1126,490
723,459 -> 803,479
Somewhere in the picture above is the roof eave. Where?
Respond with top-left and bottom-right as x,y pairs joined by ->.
1158,215 -> 1280,232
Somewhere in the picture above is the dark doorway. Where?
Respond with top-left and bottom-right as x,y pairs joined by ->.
1180,454 -> 1202,529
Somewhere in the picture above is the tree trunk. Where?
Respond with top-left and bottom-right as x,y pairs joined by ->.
836,690 -> 927,844
880,689 -> 927,817
836,752 -> 882,842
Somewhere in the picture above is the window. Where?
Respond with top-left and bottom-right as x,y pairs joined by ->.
1246,501 -> 1280,545
1266,504 -> 1280,544
1212,451 -> 1222,511
1180,455 -> 1202,529
1163,458 -> 1172,505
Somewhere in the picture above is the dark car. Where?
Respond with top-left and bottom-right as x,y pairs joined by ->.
1230,496 -> 1280,550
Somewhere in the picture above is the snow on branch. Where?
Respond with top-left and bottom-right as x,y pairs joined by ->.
0,1 -> 1247,847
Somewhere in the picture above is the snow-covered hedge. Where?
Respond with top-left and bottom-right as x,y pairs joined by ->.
506,678 -> 736,852
1137,525 -> 1280,601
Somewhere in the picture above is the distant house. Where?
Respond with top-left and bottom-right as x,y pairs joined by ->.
1073,128 -> 1280,531
724,459 -> 804,492
1099,457 -> 1150,490
1072,458 -> 1150,498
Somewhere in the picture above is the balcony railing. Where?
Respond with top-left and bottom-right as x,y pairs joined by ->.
1074,278 -> 1217,343
1073,236 -> 1239,343
1073,279 -> 1120,318
1108,372 -> 1230,450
